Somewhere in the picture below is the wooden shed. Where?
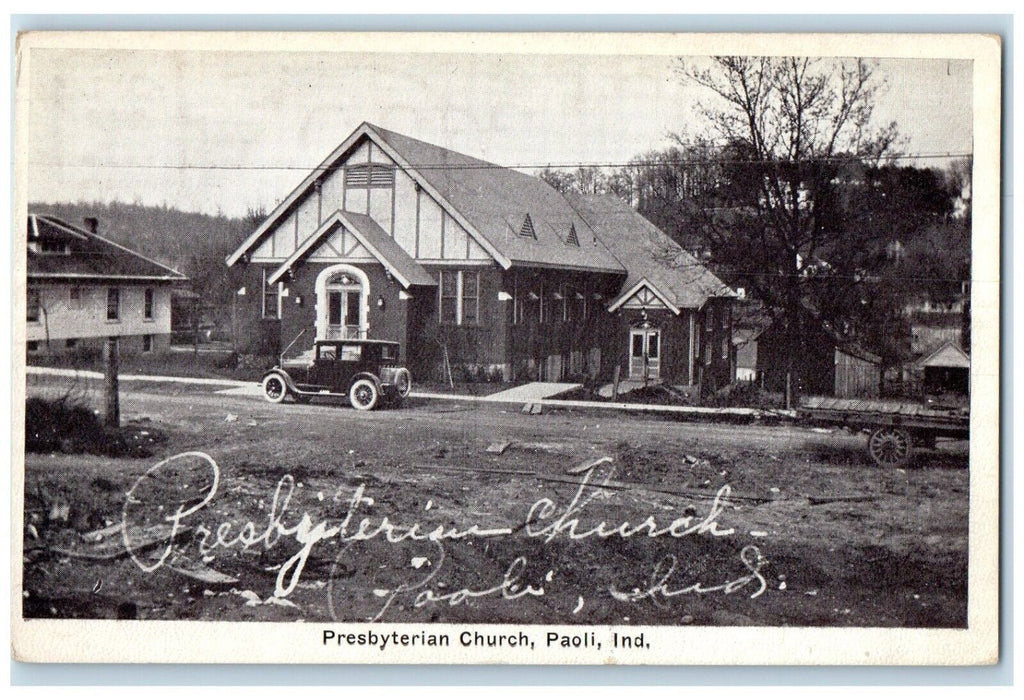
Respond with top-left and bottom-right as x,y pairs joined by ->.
749,312 -> 882,398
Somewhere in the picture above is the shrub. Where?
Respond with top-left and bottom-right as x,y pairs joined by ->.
24,396 -> 163,458
25,396 -> 104,454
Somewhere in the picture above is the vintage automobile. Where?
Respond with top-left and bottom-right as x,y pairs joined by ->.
260,339 -> 412,410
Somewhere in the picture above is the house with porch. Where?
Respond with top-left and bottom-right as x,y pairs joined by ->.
26,214 -> 187,356
226,122 -> 735,388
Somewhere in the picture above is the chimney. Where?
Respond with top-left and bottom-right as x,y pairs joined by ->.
84,217 -> 99,234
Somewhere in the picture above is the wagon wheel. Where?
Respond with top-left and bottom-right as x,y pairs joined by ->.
261,374 -> 288,404
349,379 -> 380,411
868,427 -> 913,467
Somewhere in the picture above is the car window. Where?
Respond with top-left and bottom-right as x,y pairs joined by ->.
340,345 -> 362,361
318,345 -> 337,361
381,345 -> 397,361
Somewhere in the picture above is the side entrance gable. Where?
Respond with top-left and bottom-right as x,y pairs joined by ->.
607,279 -> 681,315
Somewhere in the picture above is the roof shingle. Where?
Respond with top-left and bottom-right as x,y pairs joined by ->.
565,193 -> 735,310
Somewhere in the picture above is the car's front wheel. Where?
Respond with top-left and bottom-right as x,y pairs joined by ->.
262,374 -> 288,404
349,378 -> 380,411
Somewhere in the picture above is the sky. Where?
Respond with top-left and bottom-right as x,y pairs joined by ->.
24,48 -> 973,218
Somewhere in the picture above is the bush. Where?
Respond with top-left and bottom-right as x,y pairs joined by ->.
25,396 -> 104,454
24,396 -> 162,457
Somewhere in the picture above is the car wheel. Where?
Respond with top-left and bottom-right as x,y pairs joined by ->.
262,374 -> 288,404
349,378 -> 380,411
394,368 -> 412,399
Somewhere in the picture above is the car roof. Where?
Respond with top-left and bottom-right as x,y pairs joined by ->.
315,339 -> 399,346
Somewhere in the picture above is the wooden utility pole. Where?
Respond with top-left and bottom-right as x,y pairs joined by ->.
103,336 -> 119,428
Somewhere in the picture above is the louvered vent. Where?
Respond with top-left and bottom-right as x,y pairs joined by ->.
346,163 -> 395,188
519,214 -> 536,239
566,222 -> 580,246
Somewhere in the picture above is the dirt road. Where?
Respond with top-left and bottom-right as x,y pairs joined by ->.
21,383 -> 969,627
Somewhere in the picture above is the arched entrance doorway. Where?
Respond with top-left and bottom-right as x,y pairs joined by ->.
315,264 -> 369,340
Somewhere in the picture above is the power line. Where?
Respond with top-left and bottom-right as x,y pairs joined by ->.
29,151 -> 973,173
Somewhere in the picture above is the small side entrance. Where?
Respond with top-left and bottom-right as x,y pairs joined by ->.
629,328 -> 661,381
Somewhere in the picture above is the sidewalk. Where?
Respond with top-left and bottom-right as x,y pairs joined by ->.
26,366 -> 250,387
27,366 -> 795,419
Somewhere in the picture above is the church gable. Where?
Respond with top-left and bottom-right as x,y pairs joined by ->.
234,125 -> 500,268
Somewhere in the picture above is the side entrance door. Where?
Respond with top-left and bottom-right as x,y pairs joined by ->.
629,328 -> 661,381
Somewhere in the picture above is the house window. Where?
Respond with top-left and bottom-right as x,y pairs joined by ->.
439,270 -> 480,326
262,268 -> 279,319
38,239 -> 70,255
440,270 -> 459,325
27,288 -> 41,323
107,288 -> 120,322
27,341 -> 39,352
144,288 -> 154,320
66,338 -> 77,349
69,287 -> 83,310
462,272 -> 479,325
142,334 -> 153,353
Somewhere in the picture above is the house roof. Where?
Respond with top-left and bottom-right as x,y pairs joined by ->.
27,215 -> 187,282
565,193 -> 736,311
918,341 -> 970,369
227,122 -> 626,274
268,209 -> 435,288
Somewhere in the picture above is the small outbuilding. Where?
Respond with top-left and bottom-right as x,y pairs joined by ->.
917,341 -> 970,395
741,311 -> 882,399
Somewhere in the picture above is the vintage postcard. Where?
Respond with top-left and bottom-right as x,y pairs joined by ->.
11,31 -> 1001,665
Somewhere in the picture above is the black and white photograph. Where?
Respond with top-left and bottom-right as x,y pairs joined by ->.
11,31 -> 1001,665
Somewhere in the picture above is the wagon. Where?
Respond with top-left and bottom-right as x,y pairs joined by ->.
798,396 -> 969,467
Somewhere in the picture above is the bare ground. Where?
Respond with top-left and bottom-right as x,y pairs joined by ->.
20,381 -> 969,627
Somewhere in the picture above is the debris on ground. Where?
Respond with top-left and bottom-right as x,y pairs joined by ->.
485,440 -> 512,455
164,555 -> 238,586
566,456 -> 613,475
51,524 -> 193,562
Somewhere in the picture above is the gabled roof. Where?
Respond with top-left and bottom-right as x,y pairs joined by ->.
227,122 -> 626,274
565,193 -> 736,312
27,215 -> 186,282
918,341 -> 970,369
606,278 -> 681,315
268,210 -> 435,288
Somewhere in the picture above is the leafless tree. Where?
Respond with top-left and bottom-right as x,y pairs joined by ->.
677,56 -> 900,400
